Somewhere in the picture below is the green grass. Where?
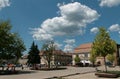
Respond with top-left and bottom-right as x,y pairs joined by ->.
98,70 -> 120,76
107,71 -> 120,75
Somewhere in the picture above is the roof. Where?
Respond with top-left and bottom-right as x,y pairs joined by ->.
40,50 -> 72,56
74,43 -> 92,53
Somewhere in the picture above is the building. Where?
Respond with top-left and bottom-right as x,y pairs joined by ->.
40,50 -> 72,66
72,43 -> 92,65
19,55 -> 28,65
72,43 -> 120,66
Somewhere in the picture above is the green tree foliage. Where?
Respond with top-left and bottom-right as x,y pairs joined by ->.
0,20 -> 26,64
42,41 -> 55,68
92,27 -> 116,72
90,48 -> 96,67
107,54 -> 115,63
27,42 -> 40,69
74,54 -> 80,63
12,34 -> 26,63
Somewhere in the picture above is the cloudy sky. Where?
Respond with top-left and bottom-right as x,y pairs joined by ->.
0,0 -> 120,54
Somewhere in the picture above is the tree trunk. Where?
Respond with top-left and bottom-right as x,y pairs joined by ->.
48,61 -> 50,68
92,62 -> 95,67
103,56 -> 107,72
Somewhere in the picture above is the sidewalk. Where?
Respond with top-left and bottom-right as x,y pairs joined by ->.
64,72 -> 119,79
64,66 -> 120,79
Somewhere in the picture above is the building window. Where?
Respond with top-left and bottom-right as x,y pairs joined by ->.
84,53 -> 88,58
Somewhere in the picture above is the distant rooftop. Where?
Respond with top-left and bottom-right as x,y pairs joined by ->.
74,43 -> 92,53
40,50 -> 72,56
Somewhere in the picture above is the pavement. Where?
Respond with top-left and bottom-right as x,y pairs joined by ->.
64,72 -> 119,79
64,66 -> 120,79
0,66 -> 120,79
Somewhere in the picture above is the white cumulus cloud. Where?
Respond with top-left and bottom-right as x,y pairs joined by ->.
90,27 -> 99,33
63,39 -> 75,52
54,42 -> 63,50
31,2 -> 100,41
119,31 -> 120,34
0,0 -> 10,10
64,39 -> 75,44
99,0 -> 120,7
31,28 -> 53,41
109,24 -> 120,32
64,44 -> 74,52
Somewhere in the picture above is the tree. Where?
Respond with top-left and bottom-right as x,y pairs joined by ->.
12,33 -> 26,64
0,20 -> 26,65
74,54 -> 80,64
42,41 -> 55,68
90,48 -> 96,67
27,42 -> 40,69
92,27 -> 116,72
107,54 -> 115,64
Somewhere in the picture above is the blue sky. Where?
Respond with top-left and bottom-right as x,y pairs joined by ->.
0,0 -> 120,54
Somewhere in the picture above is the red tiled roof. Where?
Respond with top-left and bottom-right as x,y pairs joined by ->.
40,50 -> 72,56
74,43 -> 92,53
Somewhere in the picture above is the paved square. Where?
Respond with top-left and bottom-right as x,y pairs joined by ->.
0,66 -> 120,79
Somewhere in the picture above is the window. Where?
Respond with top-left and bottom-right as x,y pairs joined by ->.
84,53 -> 88,58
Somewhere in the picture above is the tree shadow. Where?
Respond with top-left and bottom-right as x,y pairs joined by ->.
0,70 -> 37,75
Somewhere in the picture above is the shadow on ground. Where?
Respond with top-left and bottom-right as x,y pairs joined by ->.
0,70 -> 37,75
45,71 -> 96,79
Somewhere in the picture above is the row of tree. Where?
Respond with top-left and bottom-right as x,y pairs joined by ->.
0,20 -> 56,69
27,41 -> 55,69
